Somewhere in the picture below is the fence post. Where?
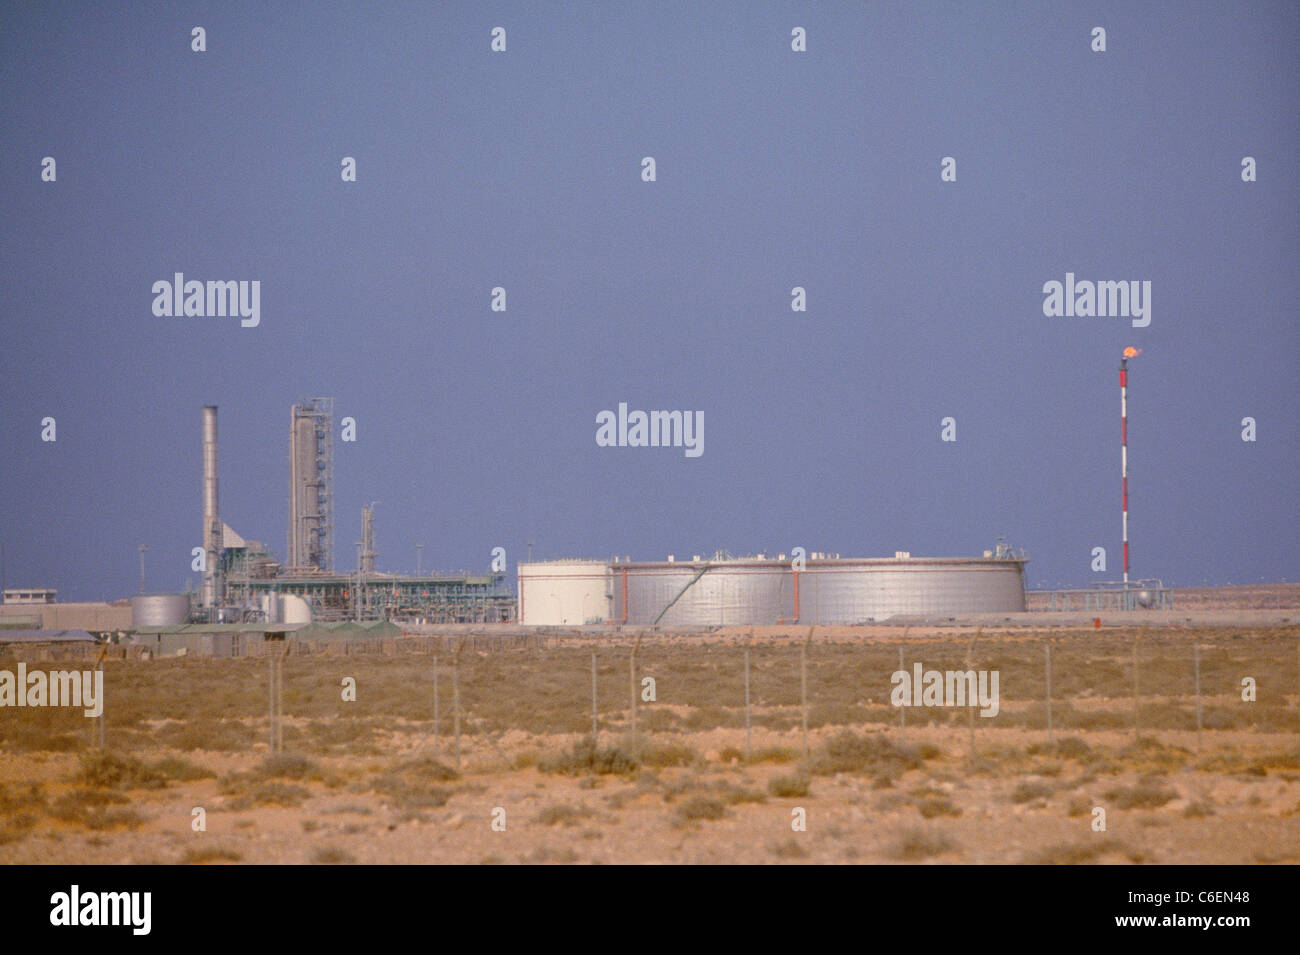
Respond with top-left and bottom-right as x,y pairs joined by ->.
591,651 -> 598,743
743,646 -> 751,761
898,645 -> 906,742
800,644 -> 809,759
267,654 -> 276,754
629,640 -> 638,739
966,631 -> 979,764
968,695 -> 976,763
453,651 -> 461,772
275,654 -> 281,754
276,650 -> 285,754
1194,642 -> 1202,752
96,649 -> 107,750
432,654 -> 440,753
1132,632 -> 1140,740
1045,640 -> 1053,749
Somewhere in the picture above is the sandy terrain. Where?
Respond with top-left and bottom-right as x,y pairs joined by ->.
2,619 -> 1299,864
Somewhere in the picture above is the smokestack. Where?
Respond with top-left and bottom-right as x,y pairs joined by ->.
360,502 -> 378,574
202,405 -> 222,609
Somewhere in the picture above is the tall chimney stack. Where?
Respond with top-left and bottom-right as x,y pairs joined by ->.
202,405 -> 222,609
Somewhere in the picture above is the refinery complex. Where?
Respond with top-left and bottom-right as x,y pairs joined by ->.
0,399 -> 1036,635
3,354 -> 1181,638
1,401 -> 515,636
192,401 -> 516,627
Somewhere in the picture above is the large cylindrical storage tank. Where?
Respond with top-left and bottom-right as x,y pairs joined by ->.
613,560 -> 788,627
131,594 -> 192,627
608,556 -> 1027,626
798,558 -> 1027,623
518,561 -> 612,625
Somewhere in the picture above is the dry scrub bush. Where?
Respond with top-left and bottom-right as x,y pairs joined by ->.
767,775 -> 811,798
1104,778 -> 1178,810
889,828 -> 959,860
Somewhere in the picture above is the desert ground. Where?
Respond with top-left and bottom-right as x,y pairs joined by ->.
2,615 -> 1299,864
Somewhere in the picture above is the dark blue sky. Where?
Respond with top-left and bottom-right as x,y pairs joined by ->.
2,1 -> 1297,600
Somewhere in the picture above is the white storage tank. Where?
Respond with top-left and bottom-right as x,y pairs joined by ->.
518,560 -> 612,625
281,594 -> 313,624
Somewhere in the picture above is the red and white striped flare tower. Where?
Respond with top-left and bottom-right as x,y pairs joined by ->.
1120,346 -> 1142,586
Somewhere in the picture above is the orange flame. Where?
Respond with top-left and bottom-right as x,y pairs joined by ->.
1123,347 -> 1142,358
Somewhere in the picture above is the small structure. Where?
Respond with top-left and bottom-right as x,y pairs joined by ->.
0,600 -> 133,632
2,588 -> 57,605
0,628 -> 97,647
131,623 -> 308,658
128,620 -> 402,657
0,629 -> 99,661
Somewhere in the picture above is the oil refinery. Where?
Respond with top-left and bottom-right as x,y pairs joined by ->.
5,348 -> 1185,635
0,400 -> 1056,634
111,402 -> 515,630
